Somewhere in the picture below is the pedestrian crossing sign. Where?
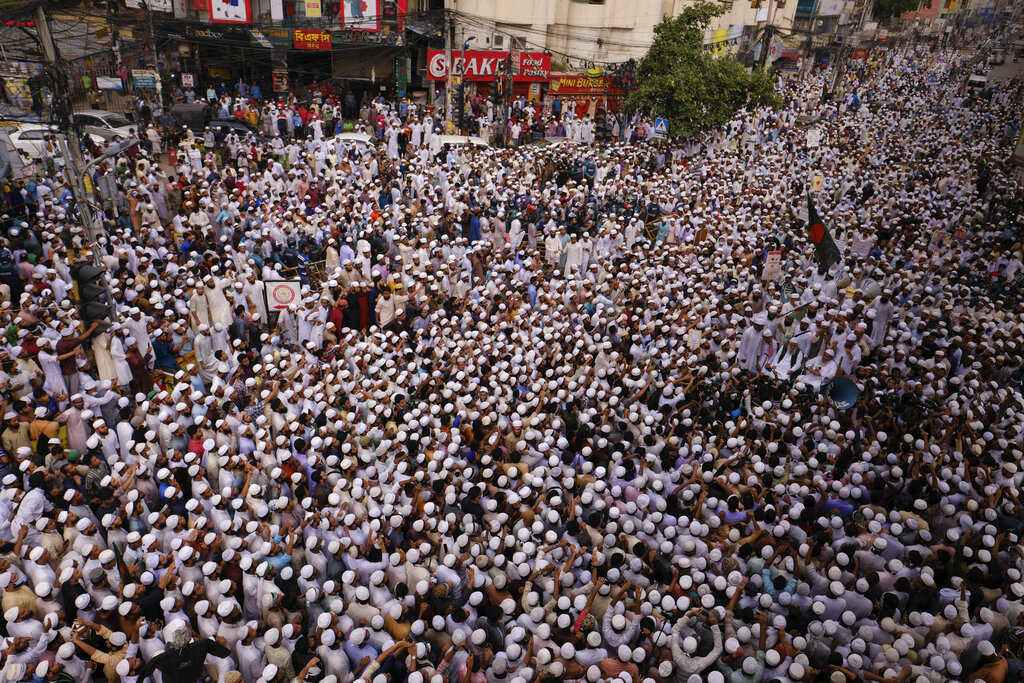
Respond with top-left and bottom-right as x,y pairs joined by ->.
654,118 -> 669,135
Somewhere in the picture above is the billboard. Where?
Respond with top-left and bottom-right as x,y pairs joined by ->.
209,0 -> 252,23
427,50 -> 551,82
344,0 -> 379,30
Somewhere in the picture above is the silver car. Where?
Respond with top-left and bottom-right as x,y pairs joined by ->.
71,109 -> 137,141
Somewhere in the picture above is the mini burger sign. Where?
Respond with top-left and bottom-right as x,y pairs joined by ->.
427,50 -> 551,82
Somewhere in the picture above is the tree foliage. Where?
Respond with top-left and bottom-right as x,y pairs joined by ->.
624,2 -> 781,139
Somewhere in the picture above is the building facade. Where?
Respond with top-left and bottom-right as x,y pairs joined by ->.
446,0 -> 802,65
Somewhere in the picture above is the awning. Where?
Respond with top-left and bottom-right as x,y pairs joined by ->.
405,21 -> 432,36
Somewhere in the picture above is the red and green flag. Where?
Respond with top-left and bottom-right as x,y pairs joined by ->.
807,193 -> 841,272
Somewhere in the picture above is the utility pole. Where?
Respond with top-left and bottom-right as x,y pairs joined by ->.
760,23 -> 774,68
34,4 -> 88,178
801,3 -> 819,78
504,49 -> 513,135
455,31 -> 475,133
444,9 -> 453,128
105,0 -> 121,70
759,0 -> 777,68
830,0 -> 873,97
34,5 -> 105,273
143,1 -> 165,111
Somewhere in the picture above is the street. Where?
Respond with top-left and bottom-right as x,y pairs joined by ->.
988,55 -> 1024,83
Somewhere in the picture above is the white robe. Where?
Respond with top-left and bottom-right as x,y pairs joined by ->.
544,234 -> 562,266
869,300 -> 895,347
91,332 -> 118,383
564,241 -> 585,276
193,334 -> 217,384
797,357 -> 837,392
207,281 -> 234,327
109,336 -> 132,387
509,219 -> 524,250
737,327 -> 761,373
771,346 -> 804,381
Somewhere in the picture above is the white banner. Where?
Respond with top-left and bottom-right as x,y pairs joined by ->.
265,280 -> 303,311
806,126 -> 821,148
763,251 -> 783,281
127,0 -> 173,11
852,238 -> 873,257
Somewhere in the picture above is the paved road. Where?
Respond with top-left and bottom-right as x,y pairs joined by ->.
988,58 -> 1023,83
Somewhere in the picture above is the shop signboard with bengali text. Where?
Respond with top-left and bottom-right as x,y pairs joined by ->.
293,29 -> 332,50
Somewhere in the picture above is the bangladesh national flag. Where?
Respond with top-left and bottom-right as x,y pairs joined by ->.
786,302 -> 811,320
807,193 -> 841,272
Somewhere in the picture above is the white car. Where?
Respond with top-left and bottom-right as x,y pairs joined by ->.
965,73 -> 989,95
7,124 -> 105,168
437,135 -> 490,150
71,109 -> 137,141
334,132 -> 377,149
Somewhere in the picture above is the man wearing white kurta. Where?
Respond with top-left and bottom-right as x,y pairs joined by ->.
544,230 -> 563,268
564,236 -> 585,277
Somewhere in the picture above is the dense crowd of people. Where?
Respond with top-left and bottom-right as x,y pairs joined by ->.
1,41 -> 1023,683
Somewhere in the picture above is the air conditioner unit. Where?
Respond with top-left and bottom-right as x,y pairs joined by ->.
493,34 -> 505,48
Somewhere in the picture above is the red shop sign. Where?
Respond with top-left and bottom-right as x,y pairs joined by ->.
427,50 -> 550,82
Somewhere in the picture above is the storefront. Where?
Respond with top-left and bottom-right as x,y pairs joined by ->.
158,20 -> 402,98
546,72 -> 626,116
425,49 -> 551,106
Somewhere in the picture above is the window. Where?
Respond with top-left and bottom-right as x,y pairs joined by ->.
100,114 -> 132,128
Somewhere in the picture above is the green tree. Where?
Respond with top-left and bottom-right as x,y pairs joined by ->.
624,2 -> 780,139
